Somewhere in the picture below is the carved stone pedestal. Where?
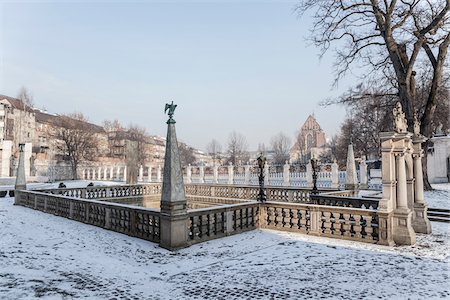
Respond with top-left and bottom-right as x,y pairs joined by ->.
412,203 -> 432,234
392,208 -> 416,245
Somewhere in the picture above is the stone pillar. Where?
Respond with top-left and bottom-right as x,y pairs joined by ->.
244,165 -> 251,185
97,167 -> 102,180
306,162 -> 313,187
331,160 -> 339,189
393,151 -> 416,245
123,166 -> 127,182
14,144 -> 27,204
199,165 -> 205,184
228,163 -> 234,185
264,163 -> 269,186
139,165 -> 144,182
359,156 -> 368,189
412,135 -> 432,234
1,140 -> 12,177
345,141 -> 358,190
147,166 -> 152,182
23,143 -> 32,178
283,161 -> 290,186
185,164 -> 192,184
378,133 -> 396,246
104,168 -> 107,181
159,110 -> 188,251
157,165 -> 162,182
405,154 -> 415,211
213,165 -> 219,184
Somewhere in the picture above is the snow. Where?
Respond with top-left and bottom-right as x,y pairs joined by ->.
426,183 -> 450,209
1,191 -> 450,299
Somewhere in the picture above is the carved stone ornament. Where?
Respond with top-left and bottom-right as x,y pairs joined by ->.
393,102 -> 408,133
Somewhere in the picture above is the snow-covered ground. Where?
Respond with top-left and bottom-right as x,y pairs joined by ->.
427,183 -> 450,209
1,191 -> 450,299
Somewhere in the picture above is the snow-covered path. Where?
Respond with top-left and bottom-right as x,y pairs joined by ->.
1,195 -> 449,300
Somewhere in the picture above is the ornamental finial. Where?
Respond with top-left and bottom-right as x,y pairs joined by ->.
164,101 -> 177,124
393,102 -> 408,133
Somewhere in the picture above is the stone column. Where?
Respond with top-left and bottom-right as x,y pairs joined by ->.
199,165 -> 205,184
306,162 -> 313,187
139,165 -> 144,182
283,161 -> 290,186
104,168 -> 107,181
14,144 -> 27,204
412,135 -> 432,234
345,141 -> 358,190
359,156 -> 368,189
24,143 -> 32,178
123,166 -> 127,182
213,165 -> 219,184
331,161 -> 339,189
157,165 -> 162,182
228,163 -> 234,185
393,150 -> 416,245
185,164 -> 192,184
97,167 -> 102,180
1,140 -> 12,177
159,111 -> 188,251
147,166 -> 152,182
244,165 -> 251,185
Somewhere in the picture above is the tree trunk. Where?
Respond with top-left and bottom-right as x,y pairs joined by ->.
71,161 -> 78,180
421,140 -> 433,191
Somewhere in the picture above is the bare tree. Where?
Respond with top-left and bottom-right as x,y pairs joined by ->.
125,124 -> 148,184
178,142 -> 196,167
50,113 -> 100,179
206,139 -> 222,166
270,132 -> 291,165
226,131 -> 249,165
102,119 -> 124,132
292,129 -> 308,164
15,87 -> 34,145
299,0 -> 450,189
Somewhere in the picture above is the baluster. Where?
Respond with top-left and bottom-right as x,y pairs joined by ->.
329,212 -> 336,235
281,208 -> 287,227
322,211 -> 331,235
289,209 -> 296,228
353,215 -> 362,239
360,215 -> 368,239
342,213 -> 351,237
274,208 -> 279,226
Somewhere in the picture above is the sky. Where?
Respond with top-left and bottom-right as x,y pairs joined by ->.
0,0 -> 355,151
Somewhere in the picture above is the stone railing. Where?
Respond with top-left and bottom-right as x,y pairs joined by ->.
35,184 -> 162,200
185,184 -> 336,203
15,190 -> 160,243
188,202 -> 259,245
79,163 -> 382,190
261,202 -> 379,243
14,183 -> 390,248
310,191 -> 379,210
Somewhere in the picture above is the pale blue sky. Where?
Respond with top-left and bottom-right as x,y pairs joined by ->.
0,0 -> 354,151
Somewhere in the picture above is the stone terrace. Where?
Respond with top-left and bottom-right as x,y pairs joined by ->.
1,195 -> 449,299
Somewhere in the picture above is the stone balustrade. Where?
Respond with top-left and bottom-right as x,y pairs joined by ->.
188,202 -> 260,245
14,182 -> 404,248
15,190 -> 160,243
80,163 -> 382,190
261,202 -> 379,243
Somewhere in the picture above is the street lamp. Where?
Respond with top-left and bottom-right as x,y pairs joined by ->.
257,153 -> 267,202
311,156 -> 319,195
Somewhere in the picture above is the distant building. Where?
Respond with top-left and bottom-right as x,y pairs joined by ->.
290,115 -> 327,163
